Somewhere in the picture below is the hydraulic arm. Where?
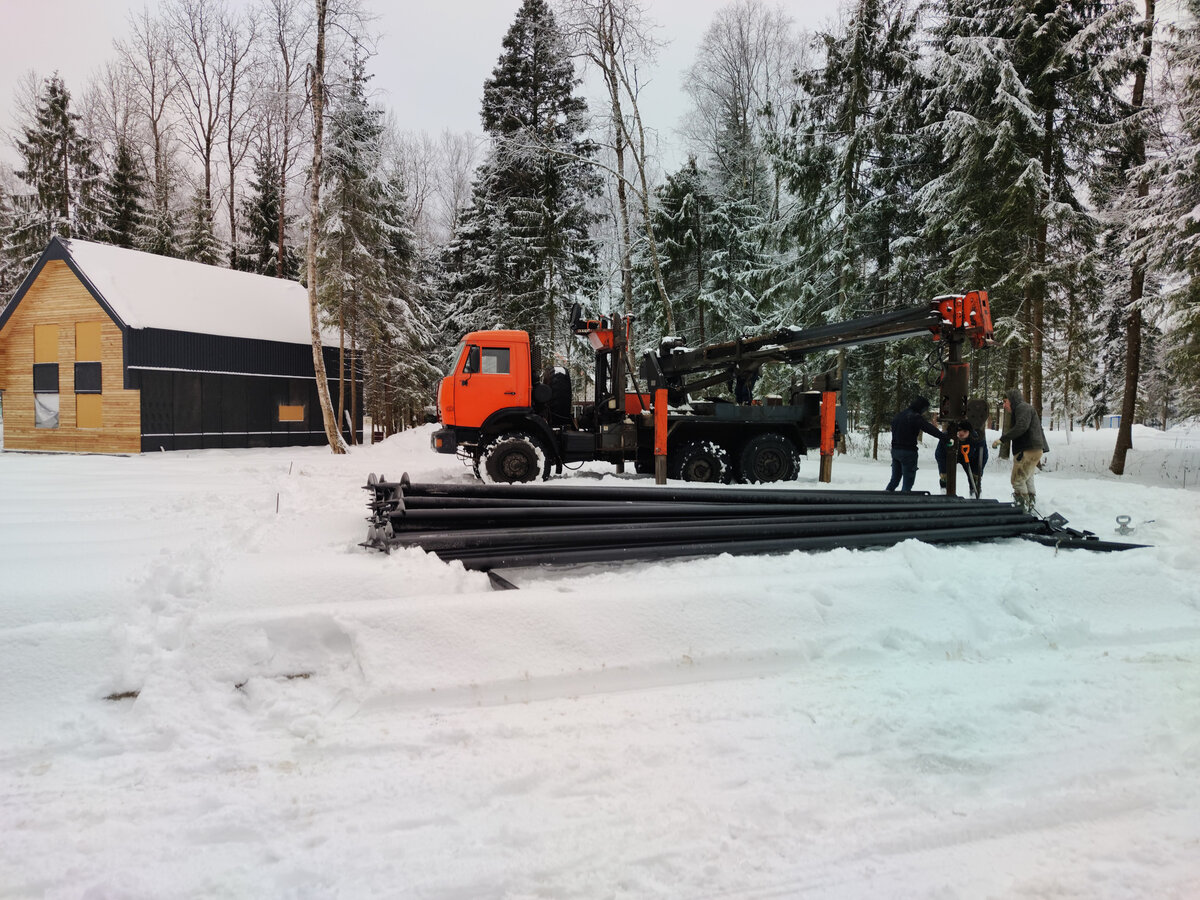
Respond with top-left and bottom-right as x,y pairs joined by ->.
640,293 -> 993,401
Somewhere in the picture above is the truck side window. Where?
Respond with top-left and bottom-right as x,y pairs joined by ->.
462,344 -> 480,374
481,348 -> 510,375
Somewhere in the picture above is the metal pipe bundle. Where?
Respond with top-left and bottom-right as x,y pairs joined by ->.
360,473 -> 1141,571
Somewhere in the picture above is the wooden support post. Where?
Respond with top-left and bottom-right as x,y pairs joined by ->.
819,390 -> 837,483
654,388 -> 668,485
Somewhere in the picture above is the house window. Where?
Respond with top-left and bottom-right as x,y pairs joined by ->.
35,393 -> 60,429
33,363 -> 60,392
77,394 -> 102,429
33,325 -> 59,429
74,361 -> 102,393
75,324 -> 103,397
278,404 -> 305,423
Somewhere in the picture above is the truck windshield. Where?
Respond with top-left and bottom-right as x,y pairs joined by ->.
450,342 -> 469,375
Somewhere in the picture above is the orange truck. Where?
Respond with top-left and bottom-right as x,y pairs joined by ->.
431,294 -> 993,485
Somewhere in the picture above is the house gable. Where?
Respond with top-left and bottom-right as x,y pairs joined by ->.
0,253 -> 140,453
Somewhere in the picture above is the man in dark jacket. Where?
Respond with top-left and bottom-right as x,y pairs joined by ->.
992,389 -> 1049,512
936,420 -> 988,498
885,396 -> 945,492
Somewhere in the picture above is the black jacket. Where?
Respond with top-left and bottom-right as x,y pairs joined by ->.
936,427 -> 988,476
890,406 -> 944,451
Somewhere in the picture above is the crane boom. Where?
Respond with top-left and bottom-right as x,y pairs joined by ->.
640,292 -> 993,399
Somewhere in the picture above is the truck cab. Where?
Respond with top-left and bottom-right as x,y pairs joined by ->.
431,330 -> 563,481
436,330 -> 532,434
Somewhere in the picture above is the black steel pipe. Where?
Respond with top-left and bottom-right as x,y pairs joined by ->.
388,496 -> 642,510
389,477 -> 961,506
382,510 -> 1036,552
385,494 -> 1000,512
381,500 -> 1014,531
433,522 -> 1039,570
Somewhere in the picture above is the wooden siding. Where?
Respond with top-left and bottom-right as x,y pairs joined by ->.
0,260 -> 141,453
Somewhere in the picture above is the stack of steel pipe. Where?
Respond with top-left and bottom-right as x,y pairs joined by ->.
360,473 -> 1132,571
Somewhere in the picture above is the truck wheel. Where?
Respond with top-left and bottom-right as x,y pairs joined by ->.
739,433 -> 800,483
480,432 -> 544,484
669,441 -> 731,483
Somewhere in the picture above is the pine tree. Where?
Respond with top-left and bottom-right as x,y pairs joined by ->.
1147,0 -> 1200,418
372,165 -> 441,431
240,147 -> 297,277
10,73 -> 103,253
766,0 -> 927,439
180,186 -> 221,265
139,176 -> 180,259
768,0 -> 924,331
98,138 -> 148,249
920,0 -> 1136,413
317,55 -> 400,441
638,157 -> 715,341
15,74 -> 76,240
455,0 -> 601,349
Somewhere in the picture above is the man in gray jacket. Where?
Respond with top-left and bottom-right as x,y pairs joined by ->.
992,388 -> 1049,513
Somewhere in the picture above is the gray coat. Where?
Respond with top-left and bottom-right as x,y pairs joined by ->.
1000,389 -> 1048,454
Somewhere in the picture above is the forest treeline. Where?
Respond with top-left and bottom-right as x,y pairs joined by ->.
1,0 -> 1197,466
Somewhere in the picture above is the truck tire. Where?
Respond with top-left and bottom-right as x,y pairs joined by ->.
738,432 -> 800,483
479,432 -> 545,484
669,440 -> 731,483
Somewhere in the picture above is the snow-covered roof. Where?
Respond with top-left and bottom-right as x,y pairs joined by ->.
59,238 -> 338,346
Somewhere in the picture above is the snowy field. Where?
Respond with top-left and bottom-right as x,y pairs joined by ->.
1,423 -> 1199,899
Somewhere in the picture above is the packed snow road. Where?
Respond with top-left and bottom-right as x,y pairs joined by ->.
1,425 -> 1198,898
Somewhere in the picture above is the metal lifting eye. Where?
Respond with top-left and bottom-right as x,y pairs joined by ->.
1115,515 -> 1133,535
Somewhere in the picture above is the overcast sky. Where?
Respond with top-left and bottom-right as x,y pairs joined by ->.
0,0 -> 845,169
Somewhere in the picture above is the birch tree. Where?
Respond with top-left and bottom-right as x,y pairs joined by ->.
559,0 -> 675,331
306,0 -> 345,453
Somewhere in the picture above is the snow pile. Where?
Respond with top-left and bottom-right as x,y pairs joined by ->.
1,426 -> 1198,898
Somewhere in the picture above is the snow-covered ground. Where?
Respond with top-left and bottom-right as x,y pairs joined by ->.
1,424 -> 1198,899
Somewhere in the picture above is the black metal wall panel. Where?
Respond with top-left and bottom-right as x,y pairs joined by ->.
220,373 -> 247,441
140,372 -> 173,437
201,374 -> 223,447
125,328 -> 358,382
246,378 -> 271,447
129,337 -> 363,451
173,372 -> 202,449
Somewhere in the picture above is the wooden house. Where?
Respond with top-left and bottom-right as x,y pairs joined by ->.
0,237 -> 360,453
